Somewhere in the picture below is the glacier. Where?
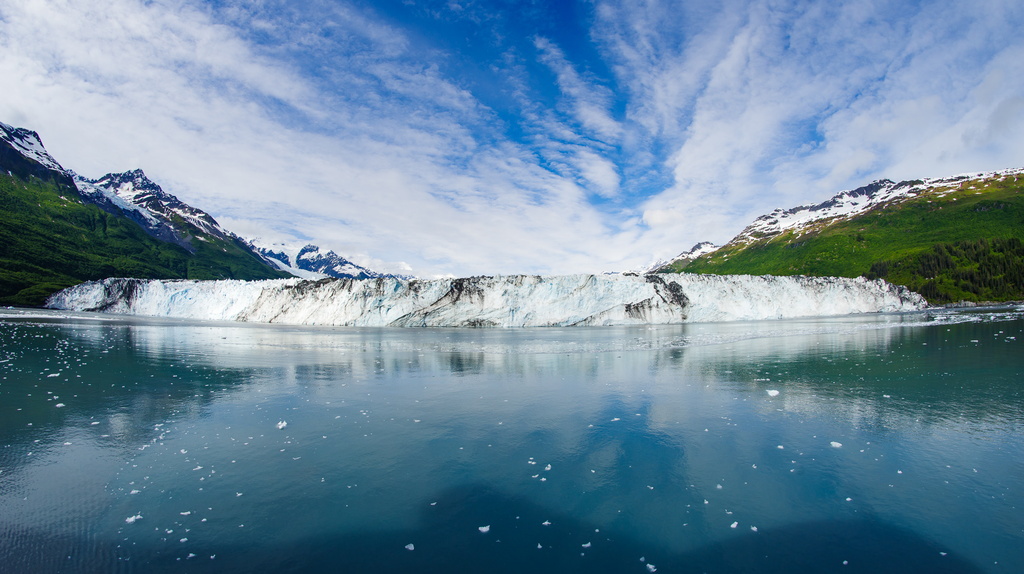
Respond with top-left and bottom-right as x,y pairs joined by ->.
45,273 -> 926,327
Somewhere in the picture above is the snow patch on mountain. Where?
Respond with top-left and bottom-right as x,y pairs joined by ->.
734,167 -> 1024,244
248,242 -> 328,279
46,273 -> 926,328
650,242 -> 721,271
75,169 -> 234,244
73,173 -> 162,226
249,240 -> 401,280
0,121 -> 66,173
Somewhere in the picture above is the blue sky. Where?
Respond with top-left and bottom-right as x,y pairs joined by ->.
2,0 -> 1023,277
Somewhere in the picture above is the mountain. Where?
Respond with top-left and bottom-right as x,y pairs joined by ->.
251,242 -> 401,280
0,123 -> 77,189
73,169 -> 239,252
650,242 -> 720,272
1,120 -> 288,306
659,168 -> 1024,303
46,273 -> 924,327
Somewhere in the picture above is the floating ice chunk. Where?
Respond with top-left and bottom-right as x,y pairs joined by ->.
647,485 -> 654,490
130,489 -> 140,495
478,525 -> 490,533
90,421 -> 100,425
611,417 -> 620,422
537,543 -> 543,549
582,542 -> 591,548
542,520 -> 551,526
766,390 -> 779,397
276,421 -> 287,430
830,441 -> 843,448
180,538 -> 188,543
647,563 -> 657,572
180,511 -> 191,516
405,544 -> 415,551
236,492 -> 243,497
544,464 -> 551,471
777,445 -> 784,449
730,522 -> 738,528
125,514 -> 143,524
750,526 -> 758,532
55,403 -> 65,408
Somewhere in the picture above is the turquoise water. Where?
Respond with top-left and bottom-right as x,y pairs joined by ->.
1,307 -> 1022,573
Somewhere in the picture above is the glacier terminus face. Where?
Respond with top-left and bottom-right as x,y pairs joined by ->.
45,273 -> 927,327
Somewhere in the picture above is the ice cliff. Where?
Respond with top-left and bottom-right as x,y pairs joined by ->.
45,274 -> 926,327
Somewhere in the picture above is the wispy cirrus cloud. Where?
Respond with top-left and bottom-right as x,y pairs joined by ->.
2,0 -> 1022,274
591,0 -> 1024,254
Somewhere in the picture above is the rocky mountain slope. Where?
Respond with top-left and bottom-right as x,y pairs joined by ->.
73,169 -> 238,252
251,242 -> 398,280
1,120 -> 288,306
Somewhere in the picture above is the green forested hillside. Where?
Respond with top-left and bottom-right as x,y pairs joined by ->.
665,173 -> 1024,303
0,172 -> 287,306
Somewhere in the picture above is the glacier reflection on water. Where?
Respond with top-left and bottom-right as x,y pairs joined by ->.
0,306 -> 1022,573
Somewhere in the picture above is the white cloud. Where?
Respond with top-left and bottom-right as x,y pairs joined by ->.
0,0 -> 625,275
2,0 -> 1022,275
604,0 -> 1024,262
534,36 -> 623,144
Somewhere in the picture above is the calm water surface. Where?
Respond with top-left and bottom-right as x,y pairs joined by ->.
1,307 -> 1022,573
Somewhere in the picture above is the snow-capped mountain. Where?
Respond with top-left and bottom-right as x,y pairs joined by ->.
2,119 -> 290,305
46,273 -> 925,327
0,121 -> 76,188
73,169 -> 240,252
0,121 -> 65,173
732,168 -> 1024,245
659,242 -> 720,270
634,242 -> 720,274
251,242 -> 403,280
3,118 -> 394,285
3,119 -> 247,254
